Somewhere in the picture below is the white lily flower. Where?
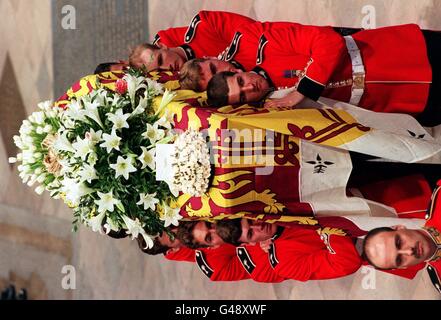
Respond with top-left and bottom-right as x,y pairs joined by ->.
136,192 -> 159,211
131,95 -> 148,117
121,215 -> 154,249
78,163 -> 97,183
107,94 -> 121,107
72,136 -> 93,160
58,157 -> 74,175
61,117 -> 75,129
85,128 -> 102,145
94,89 -> 108,106
94,191 -> 120,214
100,128 -> 121,153
83,100 -> 104,128
107,108 -> 130,130
155,89 -> 176,116
110,155 -> 137,180
53,131 -> 75,153
146,78 -> 164,95
141,123 -> 164,145
160,204 -> 183,227
87,210 -> 106,233
165,179 -> 180,197
61,177 -> 93,207
8,157 -> 17,164
137,146 -> 156,170
124,74 -> 147,104
155,109 -> 173,130
104,217 -> 120,234
65,99 -> 86,122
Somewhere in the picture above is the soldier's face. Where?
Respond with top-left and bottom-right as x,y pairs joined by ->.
365,226 -> 436,269
226,72 -> 270,105
137,48 -> 186,72
198,59 -> 238,91
238,219 -> 277,244
192,221 -> 225,247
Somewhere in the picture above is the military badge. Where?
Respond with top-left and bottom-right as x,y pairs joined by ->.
185,13 -> 202,43
236,247 -> 256,274
225,32 -> 243,61
256,34 -> 268,65
195,250 -> 214,279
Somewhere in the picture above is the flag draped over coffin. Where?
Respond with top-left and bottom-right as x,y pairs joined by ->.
53,70 -> 441,225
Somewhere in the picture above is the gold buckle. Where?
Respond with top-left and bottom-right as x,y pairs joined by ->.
352,72 -> 365,89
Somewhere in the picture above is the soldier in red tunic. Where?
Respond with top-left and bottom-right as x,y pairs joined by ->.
207,22 -> 441,126
129,11 -> 255,72
215,218 -> 361,281
363,180 -> 441,294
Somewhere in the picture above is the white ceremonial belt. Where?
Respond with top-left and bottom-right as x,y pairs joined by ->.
344,35 -> 365,105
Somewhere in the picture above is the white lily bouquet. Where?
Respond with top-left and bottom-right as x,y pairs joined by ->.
9,71 -> 193,248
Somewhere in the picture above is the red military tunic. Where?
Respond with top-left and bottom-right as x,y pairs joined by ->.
354,174 -> 432,219
222,21 -> 346,87
267,226 -> 361,281
164,246 -> 195,262
325,24 -> 431,115
422,181 -> 441,294
235,244 -> 285,283
166,244 -> 251,281
153,11 -> 255,60
223,22 -> 431,115
194,244 -> 251,281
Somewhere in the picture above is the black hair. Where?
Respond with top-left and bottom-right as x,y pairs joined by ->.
216,219 -> 242,246
94,62 -> 119,74
206,71 -> 236,107
176,221 -> 209,249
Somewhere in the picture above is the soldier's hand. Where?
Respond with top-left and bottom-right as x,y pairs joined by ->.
259,239 -> 273,253
264,91 -> 305,109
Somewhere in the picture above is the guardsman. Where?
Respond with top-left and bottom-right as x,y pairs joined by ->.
423,182 -> 441,293
129,11 -> 255,71
266,226 -> 361,281
209,21 -> 440,126
153,10 -> 255,58
217,218 -> 362,281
